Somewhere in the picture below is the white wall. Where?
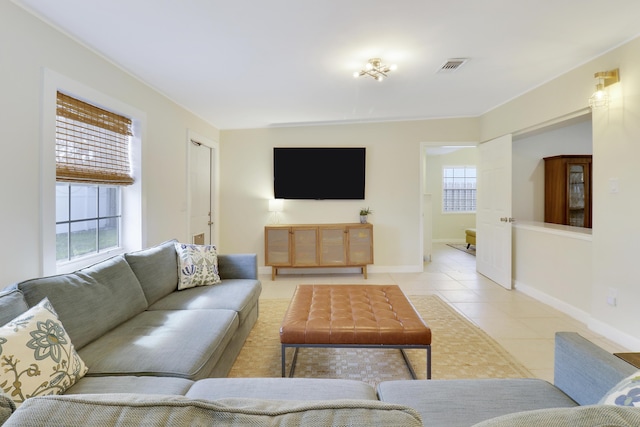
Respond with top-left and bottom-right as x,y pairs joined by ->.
220,119 -> 479,272
5,0 -> 640,347
590,38 -> 640,348
424,147 -> 477,241
513,224 -> 592,320
482,35 -> 640,348
0,2 -> 219,284
512,118 -> 592,222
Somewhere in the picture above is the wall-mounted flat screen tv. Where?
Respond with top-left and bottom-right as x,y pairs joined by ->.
273,147 -> 366,200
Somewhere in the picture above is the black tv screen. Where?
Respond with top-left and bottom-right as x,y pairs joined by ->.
274,147 -> 366,200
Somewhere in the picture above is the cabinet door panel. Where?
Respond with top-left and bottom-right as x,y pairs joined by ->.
347,226 -> 373,265
265,228 -> 291,265
320,227 -> 347,265
292,228 -> 318,266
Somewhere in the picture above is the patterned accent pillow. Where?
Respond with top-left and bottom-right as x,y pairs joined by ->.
0,298 -> 88,406
175,243 -> 222,290
599,370 -> 640,407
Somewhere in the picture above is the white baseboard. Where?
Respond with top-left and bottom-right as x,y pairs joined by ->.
588,318 -> 640,350
433,239 -> 466,244
514,281 -> 590,324
515,280 -> 640,350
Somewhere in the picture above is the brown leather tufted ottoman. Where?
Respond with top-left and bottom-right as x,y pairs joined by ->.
280,285 -> 431,379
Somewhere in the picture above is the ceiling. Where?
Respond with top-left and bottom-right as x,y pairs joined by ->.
14,0 -> 640,130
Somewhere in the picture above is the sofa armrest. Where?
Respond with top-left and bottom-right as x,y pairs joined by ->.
554,332 -> 637,405
218,254 -> 258,280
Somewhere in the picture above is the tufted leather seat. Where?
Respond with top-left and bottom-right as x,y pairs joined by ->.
280,285 -> 431,346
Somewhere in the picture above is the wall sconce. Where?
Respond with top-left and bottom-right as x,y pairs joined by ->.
268,199 -> 284,224
589,68 -> 619,109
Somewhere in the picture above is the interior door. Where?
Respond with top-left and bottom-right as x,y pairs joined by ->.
476,134 -> 513,289
189,140 -> 213,245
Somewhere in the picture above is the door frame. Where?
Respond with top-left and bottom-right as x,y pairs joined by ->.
419,141 -> 478,265
186,129 -> 220,245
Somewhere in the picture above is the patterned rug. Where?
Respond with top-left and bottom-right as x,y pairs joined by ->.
447,243 -> 476,256
227,295 -> 531,386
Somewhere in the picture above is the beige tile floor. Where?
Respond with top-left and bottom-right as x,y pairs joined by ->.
259,243 -> 629,383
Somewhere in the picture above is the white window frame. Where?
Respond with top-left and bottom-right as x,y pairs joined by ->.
442,165 -> 477,214
55,183 -> 123,263
42,69 -> 145,275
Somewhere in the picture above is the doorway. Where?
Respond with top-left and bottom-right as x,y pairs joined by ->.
187,130 -> 219,246
420,143 -> 478,263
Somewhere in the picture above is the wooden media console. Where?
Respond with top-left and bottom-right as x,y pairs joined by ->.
265,223 -> 373,280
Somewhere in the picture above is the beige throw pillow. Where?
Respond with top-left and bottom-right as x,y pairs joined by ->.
175,243 -> 222,290
0,298 -> 88,406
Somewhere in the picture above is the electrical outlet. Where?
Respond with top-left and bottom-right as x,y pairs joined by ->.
609,178 -> 620,194
607,288 -> 618,307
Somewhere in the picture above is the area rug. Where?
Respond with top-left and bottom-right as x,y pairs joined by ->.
447,243 -> 476,256
227,295 -> 531,386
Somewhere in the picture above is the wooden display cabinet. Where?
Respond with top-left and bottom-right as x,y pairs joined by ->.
265,223 -> 373,280
544,155 -> 592,228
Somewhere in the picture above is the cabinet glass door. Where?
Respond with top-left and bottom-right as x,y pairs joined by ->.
568,164 -> 586,227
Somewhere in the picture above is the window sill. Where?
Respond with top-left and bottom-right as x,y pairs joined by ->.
56,248 -> 125,274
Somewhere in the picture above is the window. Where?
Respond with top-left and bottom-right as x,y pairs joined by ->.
55,92 -> 134,263
442,166 -> 476,213
56,184 -> 121,261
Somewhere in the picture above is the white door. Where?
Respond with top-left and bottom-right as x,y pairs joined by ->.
476,134 -> 513,289
189,139 -> 213,245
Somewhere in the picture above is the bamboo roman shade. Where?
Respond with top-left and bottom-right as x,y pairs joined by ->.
56,92 -> 134,185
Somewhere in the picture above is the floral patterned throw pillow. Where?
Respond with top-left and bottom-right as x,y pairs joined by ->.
0,298 -> 88,406
175,243 -> 222,290
599,370 -> 640,407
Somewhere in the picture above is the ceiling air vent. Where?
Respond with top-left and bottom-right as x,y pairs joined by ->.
437,58 -> 468,73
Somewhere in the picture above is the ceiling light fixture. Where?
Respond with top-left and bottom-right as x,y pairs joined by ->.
353,58 -> 397,82
588,68 -> 619,109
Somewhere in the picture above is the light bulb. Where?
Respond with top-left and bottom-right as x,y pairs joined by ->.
589,88 -> 609,109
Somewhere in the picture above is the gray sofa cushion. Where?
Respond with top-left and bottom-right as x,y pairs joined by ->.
66,376 -> 194,396
15,255 -> 148,349
377,379 -> 577,427
186,378 -> 378,401
0,289 -> 28,325
218,254 -> 258,280
124,239 -> 179,305
4,394 -> 423,427
471,405 -> 640,427
147,279 -> 261,324
555,331 -> 638,405
78,309 -> 238,380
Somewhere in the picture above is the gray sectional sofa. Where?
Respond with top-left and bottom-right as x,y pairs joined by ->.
1,239 -> 639,425
1,239 -> 262,394
0,332 -> 639,425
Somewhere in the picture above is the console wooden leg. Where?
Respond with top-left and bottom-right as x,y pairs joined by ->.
272,267 -> 276,281
363,265 -> 367,279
